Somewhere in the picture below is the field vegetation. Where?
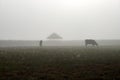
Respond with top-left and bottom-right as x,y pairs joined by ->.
0,46 -> 120,80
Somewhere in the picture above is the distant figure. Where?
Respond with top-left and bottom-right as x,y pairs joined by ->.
85,39 -> 98,47
39,40 -> 43,47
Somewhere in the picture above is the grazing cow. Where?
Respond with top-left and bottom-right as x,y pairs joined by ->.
85,39 -> 98,47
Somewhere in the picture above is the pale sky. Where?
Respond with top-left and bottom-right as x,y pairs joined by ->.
0,0 -> 120,40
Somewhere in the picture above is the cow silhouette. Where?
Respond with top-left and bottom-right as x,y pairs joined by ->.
85,39 -> 98,47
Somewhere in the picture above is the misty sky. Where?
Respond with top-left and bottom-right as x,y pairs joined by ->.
0,0 -> 120,40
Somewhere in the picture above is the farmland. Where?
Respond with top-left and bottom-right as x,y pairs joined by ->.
0,46 -> 120,80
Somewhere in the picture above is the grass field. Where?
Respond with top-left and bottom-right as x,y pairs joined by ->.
0,46 -> 120,80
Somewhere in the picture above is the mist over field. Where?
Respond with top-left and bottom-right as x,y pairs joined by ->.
0,0 -> 120,40
0,0 -> 120,80
0,40 -> 120,47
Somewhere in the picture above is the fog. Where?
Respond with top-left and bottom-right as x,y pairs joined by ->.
0,0 -> 120,40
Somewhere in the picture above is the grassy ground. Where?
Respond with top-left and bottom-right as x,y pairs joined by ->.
0,46 -> 120,80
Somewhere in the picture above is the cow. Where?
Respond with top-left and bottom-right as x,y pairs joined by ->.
85,39 -> 98,47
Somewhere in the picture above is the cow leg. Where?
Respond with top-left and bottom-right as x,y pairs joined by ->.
92,44 -> 95,47
85,43 -> 87,47
96,44 -> 99,48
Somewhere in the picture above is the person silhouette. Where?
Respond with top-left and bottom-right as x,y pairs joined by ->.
39,40 -> 43,47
